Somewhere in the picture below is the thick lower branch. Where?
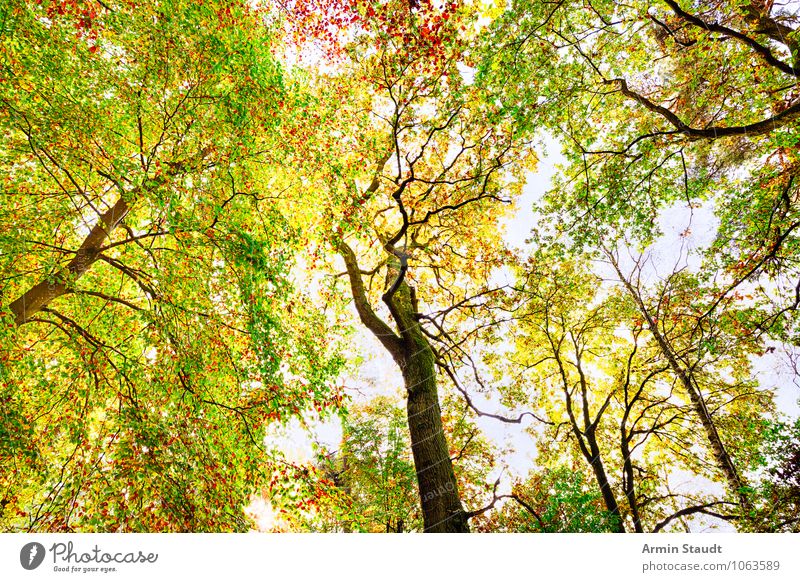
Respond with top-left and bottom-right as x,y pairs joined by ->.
8,196 -> 130,326
664,0 -> 799,77
336,239 -> 404,361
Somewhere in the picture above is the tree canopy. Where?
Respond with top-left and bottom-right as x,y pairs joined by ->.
1,0 -> 798,533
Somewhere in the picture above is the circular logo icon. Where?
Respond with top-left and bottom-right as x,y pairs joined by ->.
20,542 -> 46,570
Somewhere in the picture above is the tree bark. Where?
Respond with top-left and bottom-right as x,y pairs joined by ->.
620,431 -> 644,533
550,331 -> 625,532
401,329 -> 469,532
583,427 -> 626,532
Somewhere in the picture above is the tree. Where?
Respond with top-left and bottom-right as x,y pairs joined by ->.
477,0 -> 798,528
301,0 -> 535,531
2,0 -> 797,535
314,396 -> 421,533
476,465 -> 620,533
502,254 -> 747,532
751,418 -> 800,532
0,0 -> 342,531
478,0 -> 800,343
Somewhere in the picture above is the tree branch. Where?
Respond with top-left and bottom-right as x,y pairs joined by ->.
652,501 -> 738,532
663,0 -> 799,77
336,239 -> 404,362
613,76 -> 800,140
8,196 -> 131,325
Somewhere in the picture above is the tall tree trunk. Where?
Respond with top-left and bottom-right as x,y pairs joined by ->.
337,241 -> 469,532
620,432 -> 644,533
401,324 -> 469,532
552,337 -> 625,532
582,426 -> 625,533
607,252 -> 752,513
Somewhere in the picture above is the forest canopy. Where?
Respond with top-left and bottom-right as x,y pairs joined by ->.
1,0 -> 799,533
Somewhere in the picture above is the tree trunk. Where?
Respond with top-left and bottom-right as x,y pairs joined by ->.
401,338 -> 469,532
641,308 -> 750,511
620,432 -> 644,533
555,339 -> 625,532
608,253 -> 752,513
584,428 -> 626,533
337,241 -> 469,532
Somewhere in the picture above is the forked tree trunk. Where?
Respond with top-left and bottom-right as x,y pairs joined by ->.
337,241 -> 469,532
620,429 -> 645,533
584,428 -> 626,533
